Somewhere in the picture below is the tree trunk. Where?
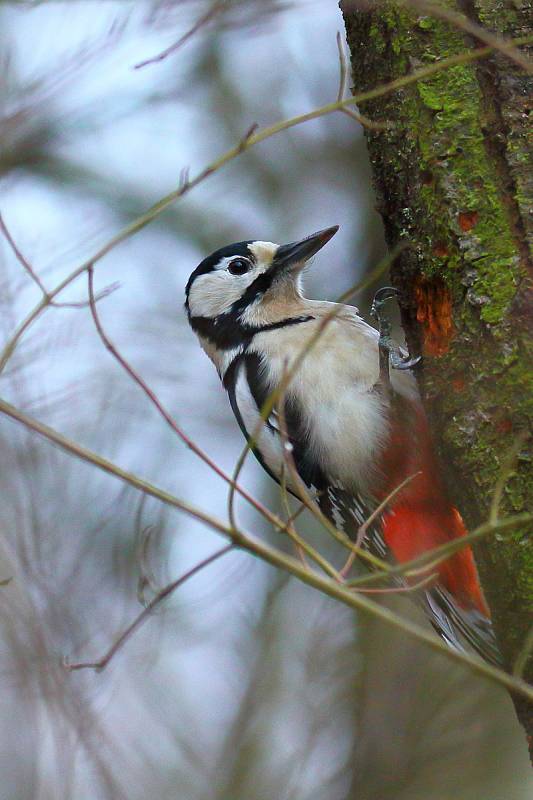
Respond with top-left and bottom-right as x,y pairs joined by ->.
341,0 -> 532,752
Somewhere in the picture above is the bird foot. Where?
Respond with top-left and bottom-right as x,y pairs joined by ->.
370,287 -> 422,385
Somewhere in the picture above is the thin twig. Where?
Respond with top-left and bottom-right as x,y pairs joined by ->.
275,384 -> 343,581
279,464 -> 308,568
0,395 -> 234,536
489,430 -> 529,526
226,247 -> 396,536
136,524 -> 162,604
57,283 -> 121,309
0,212 -> 49,296
0,212 -> 119,309
337,31 -> 348,103
353,573 -> 436,594
339,471 -> 421,579
238,122 -> 259,152
65,544 -> 233,671
134,0 -> 225,69
2,37 -> 529,374
336,242 -> 407,304
513,625 -> 533,678
225,383 -> 339,579
86,265 -> 286,532
356,471 -> 421,550
336,31 -> 391,131
347,512 -> 532,588
285,501 -> 307,527
0,396 -> 532,699
402,0 -> 533,74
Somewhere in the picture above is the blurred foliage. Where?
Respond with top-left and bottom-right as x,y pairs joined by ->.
0,1 -> 531,798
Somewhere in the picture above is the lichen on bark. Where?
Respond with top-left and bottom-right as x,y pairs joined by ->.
341,0 -> 532,749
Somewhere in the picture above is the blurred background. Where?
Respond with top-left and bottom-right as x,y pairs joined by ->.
0,1 -> 530,798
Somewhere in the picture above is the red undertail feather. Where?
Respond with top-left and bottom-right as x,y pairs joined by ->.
377,401 -> 489,618
382,503 -> 488,616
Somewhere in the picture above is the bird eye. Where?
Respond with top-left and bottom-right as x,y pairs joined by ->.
228,258 -> 251,276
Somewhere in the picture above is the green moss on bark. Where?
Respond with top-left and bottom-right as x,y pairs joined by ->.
342,0 -> 532,745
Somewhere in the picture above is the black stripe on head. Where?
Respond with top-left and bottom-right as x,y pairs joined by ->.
184,240 -> 254,310
228,265 -> 279,319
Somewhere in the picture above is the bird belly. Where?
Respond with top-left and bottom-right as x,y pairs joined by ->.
252,320 -> 391,495
296,372 -> 388,495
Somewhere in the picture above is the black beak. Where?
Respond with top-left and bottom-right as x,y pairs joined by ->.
273,225 -> 339,271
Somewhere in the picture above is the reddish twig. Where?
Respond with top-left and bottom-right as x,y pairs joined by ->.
86,265 -> 286,531
351,573 -> 436,594
1,40 -> 526,376
0,212 -> 49,296
64,544 -> 233,671
0,212 -> 119,309
134,1 -> 225,69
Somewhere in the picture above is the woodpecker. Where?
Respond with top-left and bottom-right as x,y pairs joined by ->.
185,226 -> 499,664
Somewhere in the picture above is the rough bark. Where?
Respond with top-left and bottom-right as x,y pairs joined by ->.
342,0 -> 532,752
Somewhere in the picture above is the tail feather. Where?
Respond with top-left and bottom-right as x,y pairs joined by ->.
427,586 -> 502,666
382,504 -> 501,664
317,482 -> 500,664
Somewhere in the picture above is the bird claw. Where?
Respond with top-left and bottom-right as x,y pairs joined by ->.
371,286 -> 401,313
370,286 -> 421,385
391,354 -> 422,371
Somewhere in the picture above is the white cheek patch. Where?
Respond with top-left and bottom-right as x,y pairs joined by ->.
188,248 -> 275,319
188,271 -> 249,318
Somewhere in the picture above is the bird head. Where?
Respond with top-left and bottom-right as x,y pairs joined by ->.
185,226 -> 339,344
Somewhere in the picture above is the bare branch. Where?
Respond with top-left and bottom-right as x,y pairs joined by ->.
1,396 -> 532,699
336,30 -> 391,131
0,211 -> 119,309
237,122 -> 260,152
336,31 -> 349,102
353,573 -> 436,594
136,524 -> 162,605
65,544 -> 233,671
134,0 -> 225,70
0,395 -> 233,538
513,626 -> 533,678
357,472 -> 421,550
339,471 -> 421,578
275,387 -> 343,582
347,511 -> 532,588
2,37 -> 528,374
489,430 -> 529,526
86,265 -> 284,531
404,0 -> 533,74
0,211 -> 49,297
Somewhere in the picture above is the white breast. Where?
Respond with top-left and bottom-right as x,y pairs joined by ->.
250,305 -> 416,494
